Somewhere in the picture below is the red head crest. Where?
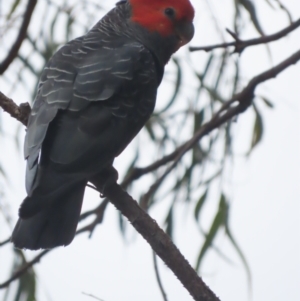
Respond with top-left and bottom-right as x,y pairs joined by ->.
130,0 -> 195,41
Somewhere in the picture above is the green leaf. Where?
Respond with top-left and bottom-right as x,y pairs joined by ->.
196,53 -> 214,82
157,57 -> 182,114
144,120 -> 156,141
164,204 -> 174,238
193,109 -> 205,132
191,110 -> 205,164
224,122 -> 233,156
194,189 -> 208,221
121,149 -> 140,191
238,0 -> 265,36
17,54 -> 39,76
232,59 -> 240,95
223,200 -> 252,292
202,53 -> 214,81
50,8 -> 61,45
6,0 -> 21,20
249,103 -> 264,153
264,0 -> 275,9
118,212 -> 126,236
195,194 -> 228,270
214,51 -> 229,92
14,124 -> 23,153
4,250 -> 36,301
260,96 -> 274,109
273,0 -> 293,23
66,13 -> 75,41
0,163 -> 7,180
225,223 -> 252,293
200,170 -> 222,186
168,166 -> 193,204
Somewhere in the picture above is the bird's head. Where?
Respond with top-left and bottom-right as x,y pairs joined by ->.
129,0 -> 195,49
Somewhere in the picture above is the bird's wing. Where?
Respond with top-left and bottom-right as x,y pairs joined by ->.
24,33 -> 156,193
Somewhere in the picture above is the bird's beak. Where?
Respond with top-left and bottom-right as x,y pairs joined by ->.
175,21 -> 194,47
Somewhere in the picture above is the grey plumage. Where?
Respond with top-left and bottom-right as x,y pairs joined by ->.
11,0 -> 194,250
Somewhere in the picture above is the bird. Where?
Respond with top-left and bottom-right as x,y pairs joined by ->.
11,0 -> 195,250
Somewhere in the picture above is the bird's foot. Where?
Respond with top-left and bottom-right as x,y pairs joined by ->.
90,166 -> 119,197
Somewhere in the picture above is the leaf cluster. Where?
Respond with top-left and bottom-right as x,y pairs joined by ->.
0,0 -> 297,300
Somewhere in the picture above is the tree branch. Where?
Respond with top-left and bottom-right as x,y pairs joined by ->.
0,186 -> 220,301
121,147 -> 185,189
77,198 -> 109,237
100,181 -> 220,301
121,48 -> 300,191
1,48 -> 299,301
140,48 -> 300,206
0,237 -> 11,247
0,250 -> 49,289
0,0 -> 37,74
189,18 -> 300,53
0,205 -> 108,290
0,92 -> 30,126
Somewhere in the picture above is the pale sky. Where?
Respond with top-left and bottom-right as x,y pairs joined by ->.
0,1 -> 299,301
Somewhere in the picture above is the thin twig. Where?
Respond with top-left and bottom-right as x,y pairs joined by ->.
0,180 -> 221,301
77,198 -> 109,237
190,18 -> 300,53
0,209 -> 108,289
0,0 -> 37,74
1,48 -> 299,301
0,250 -> 49,289
120,147 -> 185,189
0,42 -> 299,221
94,179 -> 220,301
153,251 -> 168,301
0,237 -> 11,247
140,48 -> 300,206
82,292 -> 104,301
0,92 -> 30,126
0,198 -> 109,289
121,49 -> 297,188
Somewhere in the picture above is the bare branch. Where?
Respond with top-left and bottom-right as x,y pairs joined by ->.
101,47 -> 300,208
0,209 -> 107,289
97,180 -> 220,301
0,183 -> 220,301
190,18 -> 300,53
0,237 -> 11,247
77,198 -> 109,237
0,250 -> 49,289
0,92 -> 30,126
1,47 -> 299,301
0,0 -> 37,74
140,48 -> 300,205
121,48 -> 300,192
1,46 -> 299,209
121,147 -> 185,189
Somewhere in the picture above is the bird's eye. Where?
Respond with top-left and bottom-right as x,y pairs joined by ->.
164,7 -> 175,18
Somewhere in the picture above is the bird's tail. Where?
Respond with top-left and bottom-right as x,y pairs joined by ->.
11,167 -> 87,250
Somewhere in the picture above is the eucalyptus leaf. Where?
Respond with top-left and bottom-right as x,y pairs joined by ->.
238,0 -> 265,35
6,0 -> 21,21
195,194 -> 228,271
157,57 -> 182,114
249,103 -> 264,153
4,250 -> 36,301
194,189 -> 208,222
273,0 -> 293,23
164,204 -> 174,238
260,96 -> 274,109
